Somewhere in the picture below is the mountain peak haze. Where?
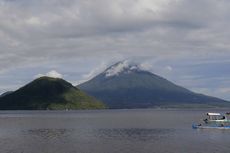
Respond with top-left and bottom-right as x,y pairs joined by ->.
78,61 -> 229,108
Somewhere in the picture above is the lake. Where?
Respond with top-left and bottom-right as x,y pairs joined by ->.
0,109 -> 230,153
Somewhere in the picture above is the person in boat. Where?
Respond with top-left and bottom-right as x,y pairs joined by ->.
203,118 -> 208,123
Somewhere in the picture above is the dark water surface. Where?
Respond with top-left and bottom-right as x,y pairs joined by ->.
0,109 -> 230,153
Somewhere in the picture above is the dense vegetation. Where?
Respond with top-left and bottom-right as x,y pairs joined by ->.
0,77 -> 106,110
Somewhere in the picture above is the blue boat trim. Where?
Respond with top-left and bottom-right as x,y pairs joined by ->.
192,124 -> 230,129
192,112 -> 230,130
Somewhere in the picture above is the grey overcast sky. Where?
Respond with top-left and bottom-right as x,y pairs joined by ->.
1,0 -> 230,100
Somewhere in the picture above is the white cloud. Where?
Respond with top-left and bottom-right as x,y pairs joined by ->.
0,0 -> 230,73
34,73 -> 44,79
165,66 -> 173,71
82,62 -> 107,80
25,16 -> 46,26
34,70 -> 63,79
46,70 -> 63,78
105,60 -> 129,77
1,0 -> 230,100
139,62 -> 153,71
217,88 -> 230,94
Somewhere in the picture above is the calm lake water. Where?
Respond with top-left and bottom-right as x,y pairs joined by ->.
0,109 -> 230,153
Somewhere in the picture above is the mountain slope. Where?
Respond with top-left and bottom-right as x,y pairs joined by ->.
0,91 -> 13,97
0,77 -> 105,110
78,61 -> 230,108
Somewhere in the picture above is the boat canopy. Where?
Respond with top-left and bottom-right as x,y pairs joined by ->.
207,113 -> 221,116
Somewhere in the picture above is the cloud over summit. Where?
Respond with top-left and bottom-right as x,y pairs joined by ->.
1,0 -> 230,99
34,70 -> 63,79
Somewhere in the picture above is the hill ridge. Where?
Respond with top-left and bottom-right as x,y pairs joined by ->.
0,76 -> 106,110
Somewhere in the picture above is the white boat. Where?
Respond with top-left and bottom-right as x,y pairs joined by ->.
192,112 -> 230,129
192,124 -> 230,129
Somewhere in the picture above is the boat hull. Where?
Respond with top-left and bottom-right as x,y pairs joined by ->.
192,124 -> 230,129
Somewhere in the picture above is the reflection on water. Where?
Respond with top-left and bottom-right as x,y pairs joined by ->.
0,109 -> 230,153
24,128 -> 172,142
96,128 -> 173,141
25,128 -> 74,140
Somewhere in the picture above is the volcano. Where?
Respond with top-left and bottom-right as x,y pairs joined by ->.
78,61 -> 229,108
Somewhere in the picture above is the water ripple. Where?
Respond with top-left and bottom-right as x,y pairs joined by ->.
95,128 -> 174,141
24,128 -> 74,141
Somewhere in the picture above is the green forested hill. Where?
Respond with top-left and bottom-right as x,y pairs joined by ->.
0,77 -> 106,110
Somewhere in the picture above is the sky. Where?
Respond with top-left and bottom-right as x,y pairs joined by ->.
1,0 -> 230,100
